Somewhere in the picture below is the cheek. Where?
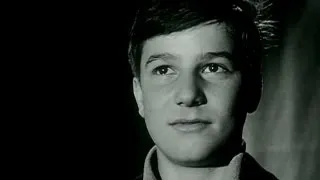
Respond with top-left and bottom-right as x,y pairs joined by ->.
141,76 -> 176,105
141,88 -> 174,143
203,81 -> 242,139
142,85 -> 173,121
205,77 -> 242,117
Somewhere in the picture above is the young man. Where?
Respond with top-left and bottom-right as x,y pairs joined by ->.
128,0 -> 278,179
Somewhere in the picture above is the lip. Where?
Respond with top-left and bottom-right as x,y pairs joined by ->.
169,119 -> 211,132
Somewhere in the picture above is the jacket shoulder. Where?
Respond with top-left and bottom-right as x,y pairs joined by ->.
240,153 -> 279,180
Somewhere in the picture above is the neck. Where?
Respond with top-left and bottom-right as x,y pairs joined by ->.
158,158 -> 229,180
156,140 -> 244,180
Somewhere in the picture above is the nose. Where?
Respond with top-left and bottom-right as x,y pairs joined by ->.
174,74 -> 207,107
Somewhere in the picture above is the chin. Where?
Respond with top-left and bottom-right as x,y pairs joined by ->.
168,149 -> 215,167
161,140 -> 222,166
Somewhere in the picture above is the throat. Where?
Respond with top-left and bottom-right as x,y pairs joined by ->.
153,142 -> 245,180
159,163 -> 229,180
156,151 -> 243,180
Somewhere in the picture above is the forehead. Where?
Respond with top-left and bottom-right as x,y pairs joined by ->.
141,23 -> 234,62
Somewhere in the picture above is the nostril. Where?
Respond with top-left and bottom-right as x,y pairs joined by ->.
174,75 -> 207,107
175,89 -> 207,107
194,96 -> 207,106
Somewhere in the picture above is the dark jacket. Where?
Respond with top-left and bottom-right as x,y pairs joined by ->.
239,153 -> 278,180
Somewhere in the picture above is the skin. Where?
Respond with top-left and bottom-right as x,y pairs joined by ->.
133,22 -> 253,180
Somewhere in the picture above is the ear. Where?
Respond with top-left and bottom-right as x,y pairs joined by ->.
133,77 -> 144,117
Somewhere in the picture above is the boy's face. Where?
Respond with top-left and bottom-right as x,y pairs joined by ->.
133,23 -> 247,166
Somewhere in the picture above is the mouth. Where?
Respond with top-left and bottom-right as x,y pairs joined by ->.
169,119 -> 211,125
169,119 -> 211,132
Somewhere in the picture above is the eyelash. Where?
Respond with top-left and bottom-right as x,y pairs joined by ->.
152,65 -> 174,75
201,63 -> 230,73
152,63 -> 230,76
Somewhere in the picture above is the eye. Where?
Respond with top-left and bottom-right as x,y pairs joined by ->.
153,65 -> 175,75
202,63 -> 228,73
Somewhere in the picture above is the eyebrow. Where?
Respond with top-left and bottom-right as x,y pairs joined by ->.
199,51 -> 233,62
145,53 -> 178,67
145,51 -> 233,67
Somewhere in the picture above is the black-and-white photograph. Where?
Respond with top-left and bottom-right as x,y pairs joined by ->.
31,0 -> 319,179
124,0 -> 320,180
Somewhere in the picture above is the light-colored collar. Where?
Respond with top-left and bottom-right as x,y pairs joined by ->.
142,146 -> 158,180
142,143 -> 246,180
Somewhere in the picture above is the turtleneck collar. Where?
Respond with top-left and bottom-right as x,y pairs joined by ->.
142,141 -> 247,180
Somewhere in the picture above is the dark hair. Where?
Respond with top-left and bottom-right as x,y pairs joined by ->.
128,0 -> 276,78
